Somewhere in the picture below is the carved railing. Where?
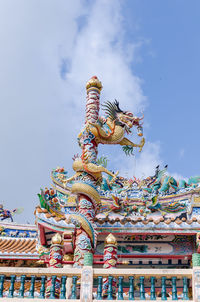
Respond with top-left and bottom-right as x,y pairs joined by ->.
0,266 -> 197,301
93,268 -> 193,301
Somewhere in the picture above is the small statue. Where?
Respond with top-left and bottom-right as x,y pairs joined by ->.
0,204 -> 23,222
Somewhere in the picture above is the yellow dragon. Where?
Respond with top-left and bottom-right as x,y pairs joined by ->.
71,100 -> 145,182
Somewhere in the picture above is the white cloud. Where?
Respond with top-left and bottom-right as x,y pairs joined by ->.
0,0 -> 84,223
0,0 -> 161,223
64,0 -> 146,114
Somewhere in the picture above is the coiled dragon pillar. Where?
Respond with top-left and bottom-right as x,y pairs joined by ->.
70,76 -> 145,267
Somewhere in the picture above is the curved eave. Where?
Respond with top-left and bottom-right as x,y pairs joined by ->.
0,237 -> 38,259
35,207 -> 75,231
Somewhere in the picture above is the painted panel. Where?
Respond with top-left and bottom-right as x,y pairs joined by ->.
96,235 -> 195,256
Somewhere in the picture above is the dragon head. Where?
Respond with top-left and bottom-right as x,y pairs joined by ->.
102,100 -> 144,136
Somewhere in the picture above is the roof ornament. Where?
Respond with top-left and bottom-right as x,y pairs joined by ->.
0,204 -> 23,222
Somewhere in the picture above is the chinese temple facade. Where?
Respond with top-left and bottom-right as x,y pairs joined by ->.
0,76 -> 200,301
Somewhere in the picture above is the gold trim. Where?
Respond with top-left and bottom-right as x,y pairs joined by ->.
105,233 -> 117,246
51,174 -> 71,191
86,76 -> 102,92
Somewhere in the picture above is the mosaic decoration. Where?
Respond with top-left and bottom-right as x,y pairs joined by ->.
0,226 -> 37,238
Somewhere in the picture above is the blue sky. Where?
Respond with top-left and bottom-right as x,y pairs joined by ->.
0,0 -> 199,222
122,1 -> 200,177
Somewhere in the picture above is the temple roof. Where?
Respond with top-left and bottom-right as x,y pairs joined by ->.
36,206 -> 200,234
0,237 -> 38,259
0,222 -> 38,259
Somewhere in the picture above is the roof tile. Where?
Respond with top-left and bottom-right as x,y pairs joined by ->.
0,238 -> 37,257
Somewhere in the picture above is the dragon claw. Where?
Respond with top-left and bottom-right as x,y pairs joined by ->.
139,137 -> 145,152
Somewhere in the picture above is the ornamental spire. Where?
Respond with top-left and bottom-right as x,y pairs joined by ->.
86,75 -> 102,93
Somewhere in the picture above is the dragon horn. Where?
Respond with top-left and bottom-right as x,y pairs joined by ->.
102,104 -> 113,112
102,102 -> 115,113
103,101 -> 116,111
102,100 -> 113,108
102,101 -> 116,120
114,99 -> 123,112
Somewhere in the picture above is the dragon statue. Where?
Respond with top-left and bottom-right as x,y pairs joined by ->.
140,166 -> 200,195
61,76 -> 145,267
70,78 -> 145,185
137,166 -> 200,216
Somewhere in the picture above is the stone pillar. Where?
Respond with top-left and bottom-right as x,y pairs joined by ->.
80,266 -> 93,302
46,233 -> 63,299
102,233 -> 118,298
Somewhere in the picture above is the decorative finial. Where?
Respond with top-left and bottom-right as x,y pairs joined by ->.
63,254 -> 74,261
105,233 -> 117,246
51,233 -> 63,245
86,76 -> 102,93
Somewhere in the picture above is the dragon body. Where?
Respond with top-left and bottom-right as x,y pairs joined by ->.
75,98 -> 145,182
147,196 -> 187,215
88,118 -> 144,148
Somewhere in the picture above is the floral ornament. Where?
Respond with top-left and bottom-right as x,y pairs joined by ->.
79,199 -> 93,209
78,234 -> 92,250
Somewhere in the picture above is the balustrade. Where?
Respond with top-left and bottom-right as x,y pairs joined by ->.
0,266 -> 195,300
93,268 -> 193,301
